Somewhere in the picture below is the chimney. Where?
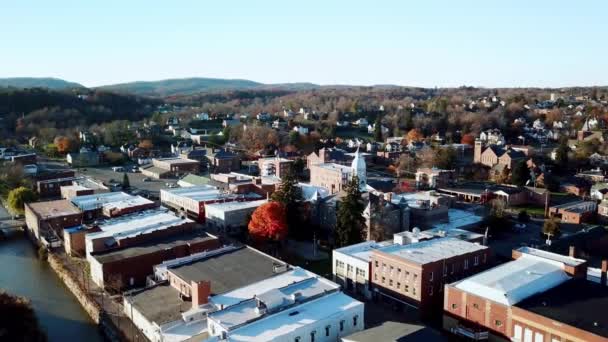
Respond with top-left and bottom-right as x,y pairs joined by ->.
569,246 -> 577,258
601,260 -> 608,286
191,280 -> 211,309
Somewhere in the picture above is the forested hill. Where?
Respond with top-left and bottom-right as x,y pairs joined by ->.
0,88 -> 159,136
0,77 -> 85,90
97,77 -> 264,96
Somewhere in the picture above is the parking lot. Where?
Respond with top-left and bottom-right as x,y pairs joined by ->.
76,166 -> 178,195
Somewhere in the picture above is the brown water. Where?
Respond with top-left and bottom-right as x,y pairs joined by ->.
0,235 -> 104,342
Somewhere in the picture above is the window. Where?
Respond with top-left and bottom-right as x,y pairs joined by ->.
397,282 -> 401,289
451,303 -> 458,309
429,272 -> 434,281
413,287 -> 416,295
374,260 -> 379,267
464,259 -> 469,270
353,315 -> 359,327
356,268 -> 365,277
325,325 -> 330,337
405,285 -> 409,292
513,325 -> 523,341
473,303 -> 480,309
483,253 -> 487,263
534,332 -> 544,342
474,256 -> 479,266
374,274 -> 378,280
495,320 -> 503,327
310,331 -> 316,342
382,277 -> 385,283
340,320 -> 345,332
295,337 -> 301,342
389,279 -> 393,287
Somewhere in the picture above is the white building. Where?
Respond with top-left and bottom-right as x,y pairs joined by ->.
479,129 -> 505,145
205,199 -> 267,233
293,125 -> 309,135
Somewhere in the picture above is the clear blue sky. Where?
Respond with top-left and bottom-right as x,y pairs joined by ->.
1,0 -> 606,88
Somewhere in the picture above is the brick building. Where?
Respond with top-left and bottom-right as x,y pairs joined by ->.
70,191 -> 157,221
444,247 -> 608,342
257,157 -> 294,178
37,176 -> 81,198
370,237 -> 490,316
141,157 -> 201,179
88,232 -> 221,289
548,200 -> 597,224
24,200 -> 83,244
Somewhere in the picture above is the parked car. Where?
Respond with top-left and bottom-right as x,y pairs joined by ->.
112,166 -> 124,172
142,177 -> 152,182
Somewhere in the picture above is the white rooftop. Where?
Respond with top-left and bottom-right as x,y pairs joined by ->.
454,254 -> 570,306
317,162 -> 352,172
208,275 -> 340,332
222,292 -> 362,341
205,199 -> 267,213
86,208 -> 192,242
71,192 -> 153,211
211,267 -> 321,309
430,208 -> 483,231
377,237 -> 487,265
298,183 -> 330,201
162,187 -> 224,201
335,240 -> 395,262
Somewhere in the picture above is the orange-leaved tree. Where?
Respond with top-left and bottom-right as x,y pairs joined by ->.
461,133 -> 475,146
248,202 -> 288,242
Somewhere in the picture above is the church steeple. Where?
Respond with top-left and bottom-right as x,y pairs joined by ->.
351,147 -> 367,190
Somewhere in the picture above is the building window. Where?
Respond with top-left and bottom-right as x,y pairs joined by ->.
397,282 -> 401,289
353,315 -> 359,327
429,272 -> 433,281
474,256 -> 479,266
473,303 -> 479,309
340,320 -> 345,332
325,325 -> 330,337
374,274 -> 377,280
495,320 -> 503,327
295,337 -> 301,342
389,279 -> 393,287
451,303 -> 458,309
374,260 -> 379,267
464,259 -> 469,270
382,277 -> 385,283
413,287 -> 416,295
310,331 -> 316,342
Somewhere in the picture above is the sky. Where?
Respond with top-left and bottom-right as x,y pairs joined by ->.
1,0 -> 607,88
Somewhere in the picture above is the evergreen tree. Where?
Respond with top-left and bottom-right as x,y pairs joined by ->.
271,169 -> 304,238
122,172 -> 130,190
555,138 -> 569,170
510,160 -> 529,186
335,176 -> 365,247
374,115 -> 383,142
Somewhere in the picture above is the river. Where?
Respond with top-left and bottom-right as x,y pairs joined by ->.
0,235 -> 104,341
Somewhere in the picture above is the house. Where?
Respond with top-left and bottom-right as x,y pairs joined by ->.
478,129 -> 505,145
141,157 -> 200,179
256,112 -> 271,121
293,125 -> 309,135
283,109 -> 295,118
415,168 -> 455,189
272,118 -> 287,129
354,118 -> 369,128
444,247 -> 608,342
206,148 -> 240,173
67,150 -> 100,167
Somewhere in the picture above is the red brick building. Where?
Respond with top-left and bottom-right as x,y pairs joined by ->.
370,237 -> 490,317
24,200 -> 83,244
444,247 -> 608,342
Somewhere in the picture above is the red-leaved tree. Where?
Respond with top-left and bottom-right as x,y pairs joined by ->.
461,133 -> 475,146
248,202 -> 288,242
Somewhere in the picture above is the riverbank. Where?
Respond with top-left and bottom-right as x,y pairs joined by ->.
0,235 -> 104,341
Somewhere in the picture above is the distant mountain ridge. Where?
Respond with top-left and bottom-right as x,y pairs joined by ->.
0,77 -> 85,90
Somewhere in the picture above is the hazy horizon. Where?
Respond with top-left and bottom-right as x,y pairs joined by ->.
2,0 -> 607,88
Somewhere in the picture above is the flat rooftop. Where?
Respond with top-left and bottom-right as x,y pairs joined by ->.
335,240 -> 395,262
430,208 -> 483,231
454,254 -> 570,306
86,208 -> 192,242
317,162 -> 352,172
71,191 -> 153,211
223,292 -> 362,341
155,157 -> 199,165
169,247 -> 285,295
27,199 -> 80,218
61,184 -> 90,192
209,276 -> 340,332
516,278 -> 608,338
377,237 -> 487,265
205,199 -> 267,213
91,231 -> 216,264
342,321 -> 447,342
210,267 -> 320,309
162,187 -> 223,201
128,284 -> 191,324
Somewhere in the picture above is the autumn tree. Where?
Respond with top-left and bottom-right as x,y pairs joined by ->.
433,146 -> 457,170
374,115 -> 383,142
248,202 -> 288,243
554,138 -> 569,170
122,172 -> 130,190
396,153 -> 418,176
0,291 -> 47,342
7,186 -> 37,214
460,134 -> 475,146
543,217 -> 560,238
335,176 -> 365,247
138,139 -> 154,149
53,135 -> 75,154
406,128 -> 424,143
271,170 -> 304,239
